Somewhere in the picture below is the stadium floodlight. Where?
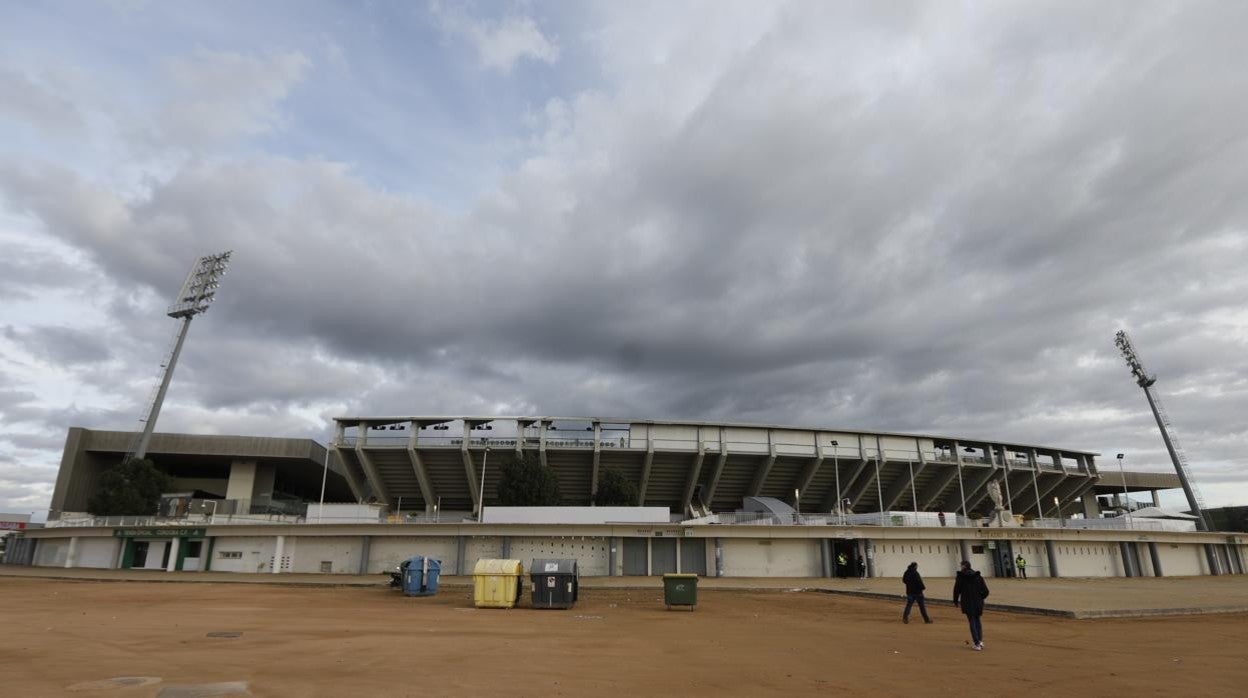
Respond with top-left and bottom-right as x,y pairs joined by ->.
167,251 -> 232,318
1113,330 -> 1209,532
127,251 -> 233,461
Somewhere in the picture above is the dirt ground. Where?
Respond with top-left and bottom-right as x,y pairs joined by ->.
2,578 -> 1245,697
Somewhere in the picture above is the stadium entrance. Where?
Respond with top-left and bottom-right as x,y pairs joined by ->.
831,539 -> 863,578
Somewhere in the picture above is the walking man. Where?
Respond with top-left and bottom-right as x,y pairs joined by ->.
857,554 -> 866,579
953,560 -> 990,651
1015,553 -> 1027,579
901,562 -> 932,624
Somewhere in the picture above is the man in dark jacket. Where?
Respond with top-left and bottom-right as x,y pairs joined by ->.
952,560 -> 990,650
901,562 -> 932,624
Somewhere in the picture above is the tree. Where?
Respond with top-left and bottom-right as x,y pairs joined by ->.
87,457 -> 172,516
594,467 -> 639,506
495,454 -> 560,506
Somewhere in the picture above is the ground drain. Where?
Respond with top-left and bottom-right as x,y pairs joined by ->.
206,631 -> 243,638
67,676 -> 161,691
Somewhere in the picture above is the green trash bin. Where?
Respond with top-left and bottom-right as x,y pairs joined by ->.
663,573 -> 698,610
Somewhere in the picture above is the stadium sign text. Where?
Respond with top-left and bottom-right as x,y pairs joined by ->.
974,529 -> 1044,540
113,528 -> 206,538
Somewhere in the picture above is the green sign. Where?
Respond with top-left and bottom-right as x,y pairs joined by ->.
113,527 -> 205,538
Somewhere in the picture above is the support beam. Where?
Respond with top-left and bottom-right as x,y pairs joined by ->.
538,420 -> 549,468
637,425 -> 654,505
843,460 -> 876,509
1020,473 -> 1067,517
881,460 -> 926,511
793,444 -> 824,501
354,435 -> 392,506
917,466 -> 959,510
405,423 -> 436,511
960,467 -> 999,515
590,422 -> 602,501
681,442 -> 707,516
330,445 -> 366,503
461,446 -> 479,515
702,430 -> 729,507
1005,471 -> 1033,512
747,432 -> 778,497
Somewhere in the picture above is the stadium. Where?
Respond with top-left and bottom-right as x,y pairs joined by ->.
6,416 -> 1244,581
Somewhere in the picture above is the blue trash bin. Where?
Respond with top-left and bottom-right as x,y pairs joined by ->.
402,556 -> 441,596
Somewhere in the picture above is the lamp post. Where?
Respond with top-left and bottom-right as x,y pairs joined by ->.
1117,453 -> 1133,530
477,446 -> 491,523
1054,495 -> 1064,528
794,488 -> 800,524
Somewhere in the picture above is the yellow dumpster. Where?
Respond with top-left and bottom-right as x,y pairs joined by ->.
473,559 -> 525,608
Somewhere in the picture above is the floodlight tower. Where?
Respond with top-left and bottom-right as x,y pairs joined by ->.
1113,330 -> 1209,531
126,251 -> 232,460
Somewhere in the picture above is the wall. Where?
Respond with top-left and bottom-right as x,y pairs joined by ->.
463,536 -> 503,573
508,536 -> 610,576
721,539 -> 819,577
872,539 -> 963,579
33,539 -> 68,567
209,536 -> 278,573
77,538 -> 118,569
1051,541 -> 1119,577
368,536 -> 459,574
284,536 -> 365,574
1155,542 -> 1207,576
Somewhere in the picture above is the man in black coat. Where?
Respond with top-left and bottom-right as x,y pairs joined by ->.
901,561 -> 932,624
953,560 -> 990,650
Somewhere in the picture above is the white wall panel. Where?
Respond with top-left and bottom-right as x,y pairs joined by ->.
508,536 -> 610,576
208,536 -> 277,573
722,539 -> 819,577
77,538 -> 118,569
368,536 -> 459,574
33,539 -> 68,567
284,536 -> 365,574
1052,542 -> 1118,577
872,539 -> 963,579
1156,543 -> 1206,576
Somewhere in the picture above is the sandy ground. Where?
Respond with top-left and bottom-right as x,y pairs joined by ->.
2,577 -> 1246,697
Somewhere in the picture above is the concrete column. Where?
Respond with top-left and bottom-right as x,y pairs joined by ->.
1151,490 -> 1161,507
609,537 -> 618,577
1148,542 -> 1163,577
646,539 -> 653,576
714,538 -> 724,578
456,536 -> 466,576
359,536 -> 371,575
1204,544 -> 1221,575
226,460 -> 258,500
820,539 -> 832,578
864,539 -> 875,578
1081,492 -> 1100,519
501,536 -> 511,559
675,539 -> 682,574
65,536 -> 79,569
272,535 -> 285,574
959,540 -> 971,565
1045,539 -> 1059,578
165,537 -> 180,572
1117,542 -> 1133,577
1225,544 -> 1242,575
113,538 -> 125,569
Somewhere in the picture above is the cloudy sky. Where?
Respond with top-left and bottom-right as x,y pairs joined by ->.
2,1 -> 1246,519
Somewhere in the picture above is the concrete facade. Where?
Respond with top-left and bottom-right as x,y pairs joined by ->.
15,523 -> 1244,581
50,428 -> 355,517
